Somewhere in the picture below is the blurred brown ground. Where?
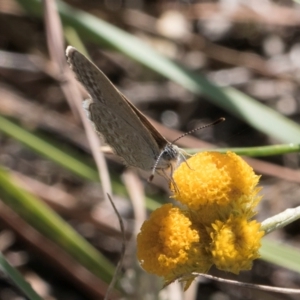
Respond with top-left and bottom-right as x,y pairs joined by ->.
0,0 -> 300,299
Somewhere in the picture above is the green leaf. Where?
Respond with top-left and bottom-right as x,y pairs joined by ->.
0,253 -> 43,300
0,166 -> 115,282
0,115 -> 162,210
13,0 -> 300,280
16,0 -> 300,143
261,239 -> 300,274
0,115 -> 98,181
186,144 -> 300,156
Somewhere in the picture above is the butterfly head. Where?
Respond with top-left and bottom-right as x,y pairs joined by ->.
149,143 -> 181,183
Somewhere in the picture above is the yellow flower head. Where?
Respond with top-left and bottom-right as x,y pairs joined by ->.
208,215 -> 264,274
137,204 -> 212,281
172,151 -> 261,224
137,151 -> 263,290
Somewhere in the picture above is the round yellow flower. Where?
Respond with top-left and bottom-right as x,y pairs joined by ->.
137,204 -> 211,280
172,151 -> 261,224
208,215 -> 264,274
137,151 -> 263,290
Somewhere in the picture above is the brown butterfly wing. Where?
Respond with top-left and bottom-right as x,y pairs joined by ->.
66,46 -> 163,170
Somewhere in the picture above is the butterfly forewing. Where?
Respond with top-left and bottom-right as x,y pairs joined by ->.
66,46 -> 179,174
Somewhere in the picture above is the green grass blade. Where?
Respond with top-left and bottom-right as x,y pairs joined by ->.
261,239 -> 300,273
186,144 -> 300,156
0,166 -> 115,282
64,26 -> 90,58
0,253 -> 43,300
0,115 -> 98,181
13,0 -> 300,279
0,115 -> 162,210
16,0 -> 300,143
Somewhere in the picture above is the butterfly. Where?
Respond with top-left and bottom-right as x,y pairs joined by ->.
66,46 -> 181,182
